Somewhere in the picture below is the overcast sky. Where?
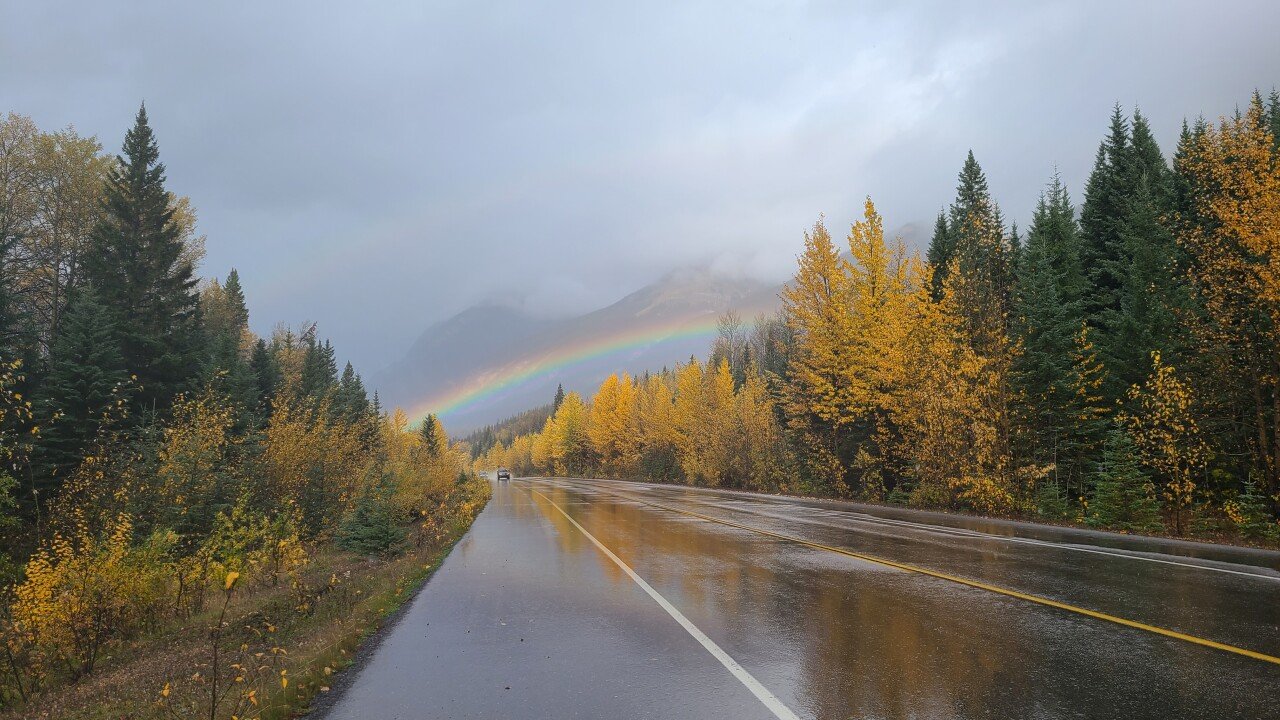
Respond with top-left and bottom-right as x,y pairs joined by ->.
3,1 -> 1277,371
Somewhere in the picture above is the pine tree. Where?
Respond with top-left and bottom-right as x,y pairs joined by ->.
1087,428 -> 1162,533
33,286 -> 129,490
81,104 -> 201,413
552,383 -> 565,412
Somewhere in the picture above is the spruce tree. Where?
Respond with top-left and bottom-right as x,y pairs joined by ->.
337,475 -> 405,555
222,268 -> 248,330
925,211 -> 952,298
82,104 -> 201,413
1088,428 -> 1162,533
33,286 -> 129,491
1080,105 -> 1133,321
421,413 -> 441,457
249,338 -> 279,413
1268,90 -> 1280,149
553,383 -> 565,412
334,362 -> 370,424
1080,106 -> 1185,402
941,151 -> 1013,357
1013,176 -> 1086,476
300,331 -> 338,400
1110,176 -> 1183,390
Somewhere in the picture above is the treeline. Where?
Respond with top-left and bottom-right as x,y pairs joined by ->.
463,403 -> 553,461
480,93 -> 1280,542
0,107 -> 472,704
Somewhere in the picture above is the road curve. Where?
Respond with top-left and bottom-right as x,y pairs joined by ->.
314,477 -> 1280,720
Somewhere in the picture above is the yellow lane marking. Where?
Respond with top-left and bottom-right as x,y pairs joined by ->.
550,481 -> 1280,667
529,489 -> 802,720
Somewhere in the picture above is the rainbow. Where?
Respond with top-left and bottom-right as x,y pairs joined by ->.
405,313 -> 728,423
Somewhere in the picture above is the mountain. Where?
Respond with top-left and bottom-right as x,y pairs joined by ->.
372,268 -> 781,433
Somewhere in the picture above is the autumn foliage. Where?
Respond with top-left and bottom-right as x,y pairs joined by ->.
480,94 -> 1280,541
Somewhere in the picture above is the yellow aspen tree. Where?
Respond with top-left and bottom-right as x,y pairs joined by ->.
549,392 -> 591,475
636,372 -> 679,479
735,373 -> 786,491
1178,98 -> 1280,497
780,216 -> 858,491
895,272 -> 1022,513
152,385 -> 239,539
1123,351 -> 1207,535
701,359 -> 739,486
588,373 -> 639,474
845,198 -> 929,495
530,419 -> 554,472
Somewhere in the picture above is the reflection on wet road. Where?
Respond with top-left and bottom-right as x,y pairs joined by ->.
318,477 -> 1280,720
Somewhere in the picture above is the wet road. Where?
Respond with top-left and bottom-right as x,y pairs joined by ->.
316,477 -> 1280,719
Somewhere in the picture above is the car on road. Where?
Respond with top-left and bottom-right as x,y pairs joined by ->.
496,468 -> 511,481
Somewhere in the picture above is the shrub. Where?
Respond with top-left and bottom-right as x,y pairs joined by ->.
1088,430 -> 1162,534
11,512 -> 171,679
1225,479 -> 1280,541
337,476 -> 406,556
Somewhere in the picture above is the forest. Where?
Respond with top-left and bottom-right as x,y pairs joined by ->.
479,93 -> 1280,543
0,107 -> 485,716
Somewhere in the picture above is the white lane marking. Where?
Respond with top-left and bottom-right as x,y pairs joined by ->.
544,478 -> 1280,583
530,489 -> 802,720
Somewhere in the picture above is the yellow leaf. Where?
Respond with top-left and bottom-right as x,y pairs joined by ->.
224,571 -> 240,590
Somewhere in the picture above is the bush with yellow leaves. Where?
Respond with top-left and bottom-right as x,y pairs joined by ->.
11,510 -> 171,680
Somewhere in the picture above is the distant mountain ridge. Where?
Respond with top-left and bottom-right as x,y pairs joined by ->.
372,268 -> 781,433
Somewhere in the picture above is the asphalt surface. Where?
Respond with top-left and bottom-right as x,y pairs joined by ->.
315,477 -> 1280,719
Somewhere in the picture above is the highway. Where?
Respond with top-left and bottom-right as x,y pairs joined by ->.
314,477 -> 1280,719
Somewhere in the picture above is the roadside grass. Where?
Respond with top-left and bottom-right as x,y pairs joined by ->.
2,478 -> 491,720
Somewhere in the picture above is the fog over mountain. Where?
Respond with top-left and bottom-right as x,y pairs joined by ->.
376,267 -> 780,432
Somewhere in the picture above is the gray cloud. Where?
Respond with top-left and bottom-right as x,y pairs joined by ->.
3,0 -> 1277,371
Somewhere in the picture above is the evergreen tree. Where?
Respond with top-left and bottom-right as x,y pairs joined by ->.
421,413 -> 441,458
0,234 -> 33,361
941,151 -> 1013,356
1080,106 -> 1184,401
925,211 -> 952,298
81,104 -> 201,413
337,475 -> 406,555
249,337 -> 279,412
200,270 -> 257,416
553,383 -> 565,412
222,268 -> 248,330
1268,89 -> 1280,149
32,286 -> 128,492
300,331 -> 338,400
1060,324 -> 1111,499
1110,175 -> 1183,390
1013,177 -> 1086,476
1080,105 -> 1133,321
1088,428 -> 1162,533
333,362 -> 370,424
